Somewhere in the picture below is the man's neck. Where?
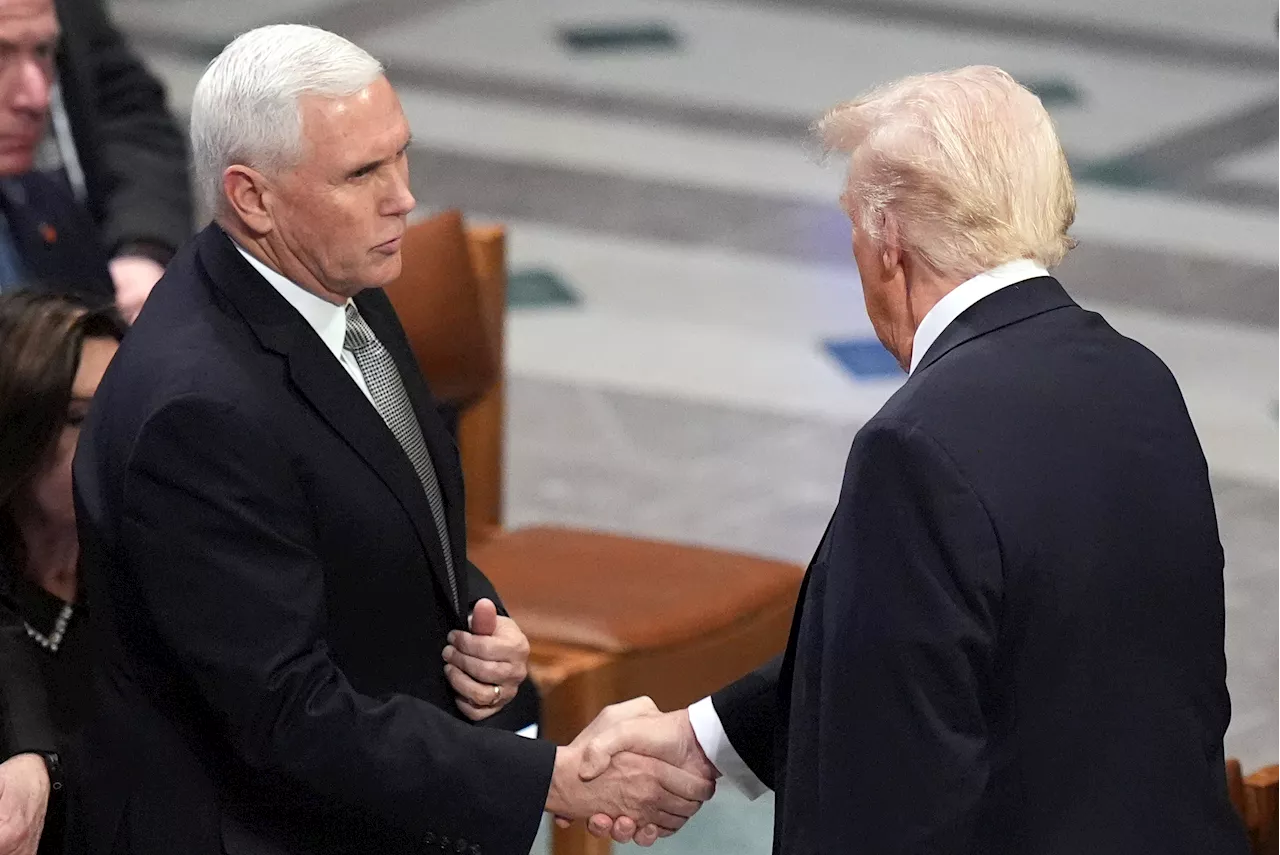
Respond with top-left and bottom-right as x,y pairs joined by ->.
218,218 -> 347,306
907,271 -> 964,330
895,266 -> 966,370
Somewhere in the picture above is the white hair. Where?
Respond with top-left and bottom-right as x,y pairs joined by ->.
816,65 -> 1076,280
190,24 -> 384,218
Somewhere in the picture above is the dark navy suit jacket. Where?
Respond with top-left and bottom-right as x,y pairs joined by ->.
2,170 -> 114,305
713,278 -> 1248,854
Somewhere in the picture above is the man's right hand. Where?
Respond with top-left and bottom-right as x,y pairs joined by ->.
0,754 -> 50,855
545,700 -> 716,847
577,706 -> 720,844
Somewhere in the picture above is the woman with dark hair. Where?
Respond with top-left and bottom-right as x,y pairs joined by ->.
0,290 -> 125,855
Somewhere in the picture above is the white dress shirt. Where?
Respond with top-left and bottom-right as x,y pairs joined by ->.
235,245 -> 375,405
688,258 -> 1050,798
908,259 -> 1048,374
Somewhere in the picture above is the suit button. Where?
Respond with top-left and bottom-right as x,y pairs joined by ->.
423,832 -> 436,845
455,840 -> 467,853
439,836 -> 450,850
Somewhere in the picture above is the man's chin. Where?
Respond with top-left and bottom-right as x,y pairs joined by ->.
0,150 -> 36,177
368,252 -> 404,288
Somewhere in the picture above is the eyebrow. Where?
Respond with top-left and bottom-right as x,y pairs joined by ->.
0,29 -> 61,51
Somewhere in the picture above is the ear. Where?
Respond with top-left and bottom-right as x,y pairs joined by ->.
222,165 -> 274,236
879,212 -> 904,280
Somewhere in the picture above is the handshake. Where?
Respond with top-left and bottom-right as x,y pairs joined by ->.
544,698 -> 721,847
443,603 -> 719,844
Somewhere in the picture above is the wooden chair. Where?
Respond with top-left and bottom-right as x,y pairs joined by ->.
384,210 -> 804,855
1227,759 -> 1279,854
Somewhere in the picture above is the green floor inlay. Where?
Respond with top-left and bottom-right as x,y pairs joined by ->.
1022,77 -> 1083,108
559,22 -> 680,53
1073,157 -> 1167,189
508,268 -> 581,309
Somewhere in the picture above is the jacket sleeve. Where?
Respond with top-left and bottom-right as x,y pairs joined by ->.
465,559 -> 505,614
710,655 -> 782,790
57,0 -> 193,258
808,418 -> 1002,854
0,594 -> 58,758
119,395 -> 555,853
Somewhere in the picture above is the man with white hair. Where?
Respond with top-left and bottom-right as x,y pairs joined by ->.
578,66 -> 1248,853
69,25 -> 713,855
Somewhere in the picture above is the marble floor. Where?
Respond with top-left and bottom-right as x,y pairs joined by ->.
111,0 -> 1277,850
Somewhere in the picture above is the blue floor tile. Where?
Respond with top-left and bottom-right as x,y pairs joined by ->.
824,338 -> 904,379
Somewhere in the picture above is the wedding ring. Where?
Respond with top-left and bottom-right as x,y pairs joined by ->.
490,684 -> 502,706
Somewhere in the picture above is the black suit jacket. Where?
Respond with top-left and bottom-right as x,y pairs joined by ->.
713,278 -> 1247,854
53,0 -> 193,259
1,171 -> 114,305
71,225 -> 555,855
0,563 -> 59,759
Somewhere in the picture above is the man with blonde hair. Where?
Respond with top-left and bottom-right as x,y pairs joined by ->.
579,66 -> 1247,854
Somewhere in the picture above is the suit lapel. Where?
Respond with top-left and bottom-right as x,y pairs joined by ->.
195,226 -> 463,622
913,276 -> 1077,375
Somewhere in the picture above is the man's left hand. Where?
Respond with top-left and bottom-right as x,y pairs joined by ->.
109,255 -> 166,323
443,598 -> 529,721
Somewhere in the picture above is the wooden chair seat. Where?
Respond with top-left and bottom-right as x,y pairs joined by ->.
472,526 -> 802,712
1227,758 -> 1279,854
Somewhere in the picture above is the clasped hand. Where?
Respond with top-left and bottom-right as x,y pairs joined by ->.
442,598 -> 528,721
548,698 -> 720,847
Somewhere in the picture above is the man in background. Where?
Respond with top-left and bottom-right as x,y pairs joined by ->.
0,0 -> 190,318
50,0 -> 192,319
0,0 -> 112,308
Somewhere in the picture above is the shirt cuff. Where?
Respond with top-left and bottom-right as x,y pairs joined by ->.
687,696 -> 769,800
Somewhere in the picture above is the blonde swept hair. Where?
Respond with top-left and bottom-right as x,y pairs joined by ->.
816,65 -> 1077,279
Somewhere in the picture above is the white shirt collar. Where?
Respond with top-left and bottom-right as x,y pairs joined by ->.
909,259 -> 1048,374
234,244 -> 350,359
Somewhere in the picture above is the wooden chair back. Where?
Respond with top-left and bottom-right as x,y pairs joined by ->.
1227,758 -> 1279,854
381,210 -> 507,537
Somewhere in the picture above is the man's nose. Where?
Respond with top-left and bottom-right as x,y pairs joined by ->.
11,57 -> 53,115
386,170 -> 415,216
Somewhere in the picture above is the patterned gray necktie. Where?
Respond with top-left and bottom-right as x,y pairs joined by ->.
343,303 -> 458,612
